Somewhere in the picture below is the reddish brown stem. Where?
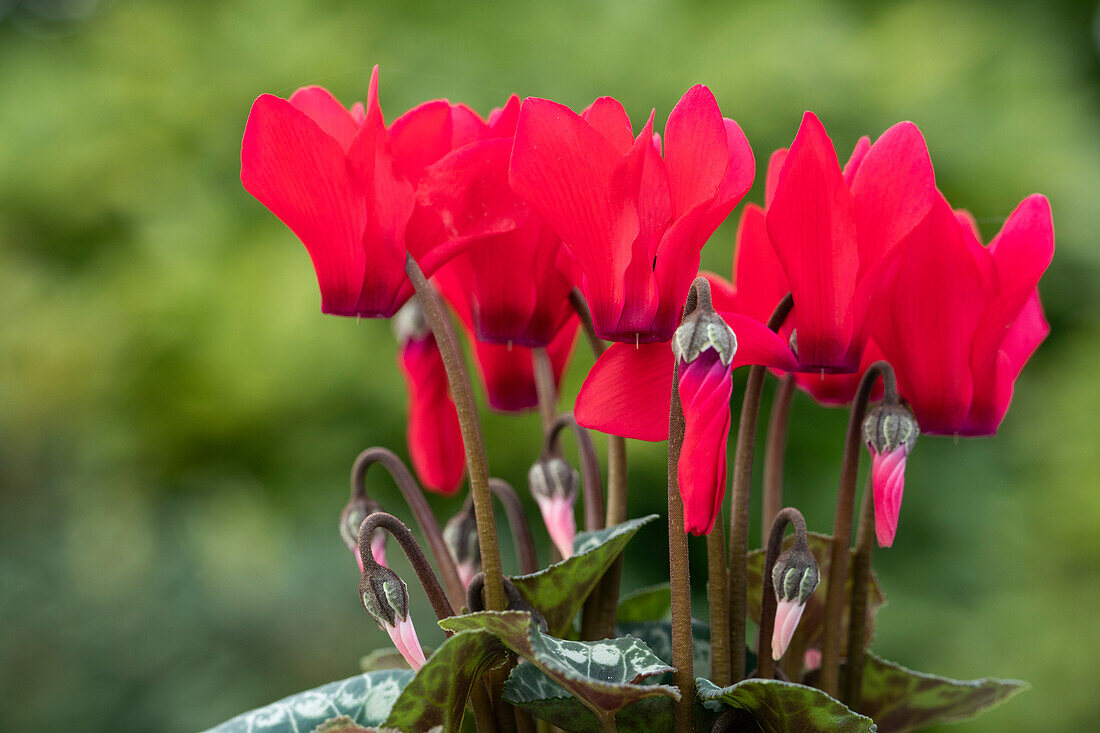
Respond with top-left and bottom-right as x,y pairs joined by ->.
762,374 -> 795,540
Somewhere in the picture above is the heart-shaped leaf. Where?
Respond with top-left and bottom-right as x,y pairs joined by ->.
504,661 -> 676,732
746,532 -> 885,659
854,652 -> 1027,732
696,677 -> 875,733
617,620 -> 718,682
511,515 -> 658,636
443,610 -> 678,729
382,629 -> 507,733
203,669 -> 413,733
616,583 -> 671,623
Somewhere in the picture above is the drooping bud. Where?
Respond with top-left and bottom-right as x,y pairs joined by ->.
443,496 -> 481,589
391,296 -> 430,345
671,285 -> 737,367
770,541 -> 820,660
862,402 -> 920,547
340,497 -> 386,571
528,457 -> 579,559
672,277 -> 737,535
360,563 -> 426,670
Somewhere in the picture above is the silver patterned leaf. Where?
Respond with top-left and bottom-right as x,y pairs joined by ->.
203,669 -> 413,733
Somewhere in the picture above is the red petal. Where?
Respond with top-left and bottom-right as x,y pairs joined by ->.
288,86 -> 359,151
764,148 -> 788,207
581,96 -> 635,153
487,95 -> 521,138
850,121 -> 936,268
794,340 -> 886,406
450,103 -> 490,147
841,136 -> 871,186
511,98 -> 640,337
677,352 -> 733,535
418,138 -> 525,241
730,204 -> 789,324
241,94 -> 388,317
663,85 -> 729,218
389,99 -> 457,183
874,196 -> 987,434
715,312 -> 799,371
765,112 -> 859,371
400,336 -> 466,494
575,342 -> 675,441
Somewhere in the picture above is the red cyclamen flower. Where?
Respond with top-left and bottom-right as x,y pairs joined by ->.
765,112 -> 937,372
873,194 -> 1053,435
509,85 -> 754,343
419,96 -> 578,347
435,268 -> 578,412
575,279 -> 797,534
393,298 -> 465,495
241,66 -> 486,318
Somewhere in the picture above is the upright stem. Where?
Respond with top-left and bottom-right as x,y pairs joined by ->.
727,294 -> 793,681
488,478 -> 539,575
705,516 -> 731,686
668,359 -> 695,733
756,508 -> 809,680
532,347 -> 559,441
844,475 -> 876,708
352,447 -> 466,612
762,374 -> 795,540
405,255 -> 506,612
570,288 -> 628,527
545,413 -> 605,533
819,361 -> 895,697
359,512 -> 455,623
571,288 -> 627,640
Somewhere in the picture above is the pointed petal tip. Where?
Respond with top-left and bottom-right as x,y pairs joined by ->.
771,599 -> 807,660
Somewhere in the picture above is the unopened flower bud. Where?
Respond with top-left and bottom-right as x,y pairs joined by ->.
862,403 -> 919,457
528,457 -> 579,559
770,543 -> 820,660
862,402 -> 919,548
360,563 -> 426,670
672,308 -> 736,366
392,296 -> 430,344
340,497 -> 386,571
443,497 -> 481,589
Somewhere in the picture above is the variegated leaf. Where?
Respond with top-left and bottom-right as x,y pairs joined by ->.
204,669 -> 412,733
696,677 -> 875,732
511,515 -> 658,636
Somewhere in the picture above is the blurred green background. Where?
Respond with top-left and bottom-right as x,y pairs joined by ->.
1,0 -> 1098,730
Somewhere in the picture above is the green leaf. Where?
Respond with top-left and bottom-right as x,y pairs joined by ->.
746,532 -> 885,657
204,669 -> 413,733
616,583 -> 671,623
382,629 -> 507,733
696,677 -> 875,733
511,515 -> 658,636
617,620 -> 716,682
309,717 -> 374,733
443,610 -> 679,728
854,652 -> 1027,732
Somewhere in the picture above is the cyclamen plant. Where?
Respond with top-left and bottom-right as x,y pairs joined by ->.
214,65 -> 1051,733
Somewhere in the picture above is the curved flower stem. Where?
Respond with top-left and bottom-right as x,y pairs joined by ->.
351,447 -> 466,612
819,361 -> 896,697
406,254 -> 506,612
532,347 -> 559,443
358,511 -> 455,623
844,474 -> 876,708
762,374 -> 795,540
570,288 -> 628,527
488,478 -> 539,575
668,357 -> 694,732
544,413 -> 605,533
757,508 -> 810,680
727,293 -> 794,681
